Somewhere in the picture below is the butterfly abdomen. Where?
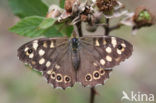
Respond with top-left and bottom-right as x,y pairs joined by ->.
71,38 -> 81,71
71,51 -> 80,71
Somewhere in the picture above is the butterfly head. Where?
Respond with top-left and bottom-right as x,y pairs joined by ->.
71,38 -> 79,51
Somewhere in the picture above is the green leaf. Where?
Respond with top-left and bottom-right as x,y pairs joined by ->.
41,0 -> 65,9
59,0 -> 65,8
10,16 -> 45,37
39,18 -> 56,29
44,23 -> 73,37
10,16 -> 44,37
9,16 -> 73,37
44,27 -> 64,37
8,0 -> 48,18
58,24 -> 73,37
41,0 -> 59,7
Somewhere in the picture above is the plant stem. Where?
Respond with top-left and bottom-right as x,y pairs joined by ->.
110,23 -> 123,32
76,21 -> 83,37
105,18 -> 110,36
90,87 -> 96,103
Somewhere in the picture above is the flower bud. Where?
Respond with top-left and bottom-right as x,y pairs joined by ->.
46,5 -> 62,18
96,0 -> 117,15
133,6 -> 154,28
65,0 -> 77,13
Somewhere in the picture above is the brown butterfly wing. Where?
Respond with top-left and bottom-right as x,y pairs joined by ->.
43,49 -> 76,89
80,36 -> 133,68
18,37 -> 68,71
18,37 -> 76,89
76,36 -> 133,87
77,44 -> 112,87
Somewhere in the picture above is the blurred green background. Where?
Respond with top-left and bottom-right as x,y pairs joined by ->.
0,0 -> 156,103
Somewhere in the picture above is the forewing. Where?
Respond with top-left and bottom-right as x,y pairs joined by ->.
18,37 -> 76,89
18,37 -> 68,71
77,36 -> 133,87
80,36 -> 133,68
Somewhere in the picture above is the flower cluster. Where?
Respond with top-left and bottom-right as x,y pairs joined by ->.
46,0 -> 155,34
96,0 -> 117,15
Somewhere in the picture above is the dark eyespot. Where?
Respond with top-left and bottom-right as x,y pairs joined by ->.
28,49 -> 33,54
100,70 -> 104,74
99,69 -> 105,75
94,72 -> 99,77
57,75 -> 62,80
117,44 -> 123,50
86,75 -> 91,81
65,77 -> 70,82
52,73 -> 55,77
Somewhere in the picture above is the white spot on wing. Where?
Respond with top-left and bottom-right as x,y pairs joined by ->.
106,47 -> 112,53
33,40 -> 38,50
121,43 -> 126,48
93,62 -> 98,66
117,49 -> 122,54
39,58 -> 45,65
43,42 -> 47,48
100,59 -> 105,65
39,49 -> 45,56
111,37 -> 117,48
95,39 -> 100,46
55,64 -> 60,69
47,69 -> 53,74
46,61 -> 51,67
103,39 -> 106,45
50,41 -> 55,48
106,55 -> 112,62
24,47 -> 29,52
29,53 -> 34,58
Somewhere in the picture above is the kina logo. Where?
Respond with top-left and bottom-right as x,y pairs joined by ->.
121,91 -> 154,102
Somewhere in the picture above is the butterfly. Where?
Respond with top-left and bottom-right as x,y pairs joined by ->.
17,35 -> 133,89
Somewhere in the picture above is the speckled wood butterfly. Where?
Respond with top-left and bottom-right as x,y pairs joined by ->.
18,35 -> 133,89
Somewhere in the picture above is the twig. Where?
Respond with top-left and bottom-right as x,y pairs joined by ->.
104,19 -> 123,35
104,18 -> 110,36
90,87 -> 96,103
110,23 -> 123,32
75,21 -> 83,37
